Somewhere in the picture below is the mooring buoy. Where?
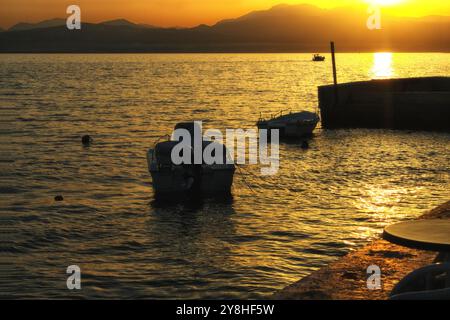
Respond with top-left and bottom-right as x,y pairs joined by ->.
82,135 -> 92,146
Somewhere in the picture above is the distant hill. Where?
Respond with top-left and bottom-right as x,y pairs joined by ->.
99,19 -> 156,29
100,19 -> 138,27
1,4 -> 449,53
9,18 -> 67,31
6,18 -> 156,32
214,3 -> 323,26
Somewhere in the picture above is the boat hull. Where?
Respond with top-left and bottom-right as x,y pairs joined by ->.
147,149 -> 235,198
257,112 -> 320,138
200,165 -> 235,194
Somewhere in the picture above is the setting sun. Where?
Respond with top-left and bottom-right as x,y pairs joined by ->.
366,0 -> 403,6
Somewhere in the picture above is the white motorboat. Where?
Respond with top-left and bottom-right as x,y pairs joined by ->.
147,122 -> 235,198
257,111 -> 320,138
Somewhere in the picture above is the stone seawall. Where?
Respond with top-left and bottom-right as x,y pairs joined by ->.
274,201 -> 450,300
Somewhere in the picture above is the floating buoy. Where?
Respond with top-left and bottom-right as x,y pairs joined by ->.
301,141 -> 310,150
82,135 -> 93,146
54,195 -> 64,202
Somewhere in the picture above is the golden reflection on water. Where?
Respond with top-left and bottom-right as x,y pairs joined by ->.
351,185 -> 415,241
355,185 -> 414,223
371,52 -> 394,78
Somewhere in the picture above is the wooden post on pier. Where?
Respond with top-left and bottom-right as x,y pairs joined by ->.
330,41 -> 338,105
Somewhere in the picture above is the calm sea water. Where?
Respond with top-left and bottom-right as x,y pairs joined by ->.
0,53 -> 449,299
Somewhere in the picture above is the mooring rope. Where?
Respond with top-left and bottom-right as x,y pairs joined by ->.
235,164 -> 257,194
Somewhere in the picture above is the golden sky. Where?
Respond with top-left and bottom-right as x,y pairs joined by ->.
1,0 -> 449,29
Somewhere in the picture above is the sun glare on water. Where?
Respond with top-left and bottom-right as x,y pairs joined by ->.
371,52 -> 394,78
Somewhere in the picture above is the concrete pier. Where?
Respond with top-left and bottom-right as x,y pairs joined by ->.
319,77 -> 450,132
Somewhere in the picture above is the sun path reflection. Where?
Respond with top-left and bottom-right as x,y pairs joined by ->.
371,52 -> 394,79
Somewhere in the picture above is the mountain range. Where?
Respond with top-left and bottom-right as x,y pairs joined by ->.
0,4 -> 449,53
5,18 -> 156,32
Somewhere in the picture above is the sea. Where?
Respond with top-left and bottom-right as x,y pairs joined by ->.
0,53 -> 449,298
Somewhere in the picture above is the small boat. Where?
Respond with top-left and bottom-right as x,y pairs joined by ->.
257,111 -> 320,138
147,122 -> 235,198
312,54 -> 325,62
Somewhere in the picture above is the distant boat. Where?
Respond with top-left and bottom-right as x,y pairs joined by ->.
147,122 -> 235,198
257,111 -> 320,138
312,54 -> 326,62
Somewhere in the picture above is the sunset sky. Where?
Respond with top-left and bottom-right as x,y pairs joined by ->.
1,0 -> 449,29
